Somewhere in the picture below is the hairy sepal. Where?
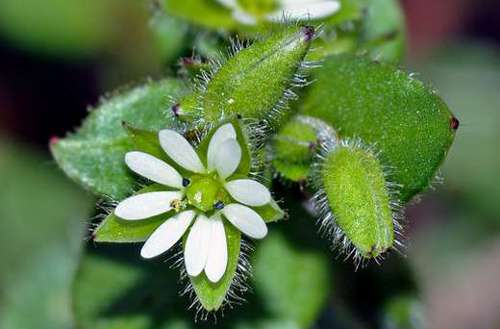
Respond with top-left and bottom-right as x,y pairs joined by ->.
312,139 -> 401,262
199,26 -> 315,130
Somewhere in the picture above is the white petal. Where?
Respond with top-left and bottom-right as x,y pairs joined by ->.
204,216 -> 228,283
222,204 -> 268,239
207,123 -> 237,171
232,9 -> 257,25
225,179 -> 271,207
267,0 -> 340,21
115,191 -> 183,220
185,214 -> 211,277
158,129 -> 205,173
214,139 -> 241,179
140,210 -> 195,259
125,152 -> 183,189
215,0 -> 238,9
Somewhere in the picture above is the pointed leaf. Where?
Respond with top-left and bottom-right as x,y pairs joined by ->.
302,54 -> 457,202
51,79 -> 187,199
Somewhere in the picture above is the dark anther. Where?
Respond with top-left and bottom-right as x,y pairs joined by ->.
214,201 -> 225,210
181,57 -> 194,66
171,103 -> 181,117
236,114 -> 242,119
450,117 -> 460,131
301,26 -> 315,42
182,178 -> 190,187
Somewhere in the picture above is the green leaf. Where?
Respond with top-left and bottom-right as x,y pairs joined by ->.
319,142 -> 395,258
150,12 -> 190,65
94,185 -> 174,243
382,296 -> 425,329
200,26 -> 313,129
360,0 -> 406,63
302,54 -> 457,202
186,221 -> 241,311
74,249 -> 165,329
0,0 -> 113,58
51,79 -> 188,199
163,0 -> 236,30
253,231 -> 331,328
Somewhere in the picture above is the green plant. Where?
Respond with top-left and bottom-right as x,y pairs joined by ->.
51,0 -> 457,327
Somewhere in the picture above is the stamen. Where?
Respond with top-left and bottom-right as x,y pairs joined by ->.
182,178 -> 191,187
214,201 -> 225,210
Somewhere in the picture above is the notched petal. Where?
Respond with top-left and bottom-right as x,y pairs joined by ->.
115,191 -> 183,220
159,129 -> 205,173
140,210 -> 195,259
222,204 -> 268,239
125,151 -> 183,189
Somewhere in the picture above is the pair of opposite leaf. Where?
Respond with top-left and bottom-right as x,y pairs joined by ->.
52,24 -> 457,313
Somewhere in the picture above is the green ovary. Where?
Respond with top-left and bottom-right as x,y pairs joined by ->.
185,175 -> 230,213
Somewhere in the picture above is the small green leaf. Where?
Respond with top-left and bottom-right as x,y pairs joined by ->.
186,221 -> 241,311
200,26 -> 313,129
94,185 -> 173,243
319,142 -> 395,258
52,79 -> 187,199
302,54 -> 457,202
254,231 -> 330,327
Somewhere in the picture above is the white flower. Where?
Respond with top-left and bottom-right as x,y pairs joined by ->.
216,0 -> 341,25
114,123 -> 271,283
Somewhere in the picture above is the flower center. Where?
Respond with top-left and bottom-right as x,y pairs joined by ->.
185,175 -> 230,213
237,0 -> 279,17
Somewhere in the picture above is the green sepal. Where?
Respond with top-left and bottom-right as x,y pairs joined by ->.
94,185 -> 174,243
254,199 -> 285,223
302,54 -> 457,202
51,79 -> 187,199
200,26 -> 313,129
272,116 -> 318,182
122,124 -> 165,160
319,142 -> 395,258
185,221 -> 241,312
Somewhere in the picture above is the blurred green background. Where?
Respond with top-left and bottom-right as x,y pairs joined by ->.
1,0 -> 500,329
